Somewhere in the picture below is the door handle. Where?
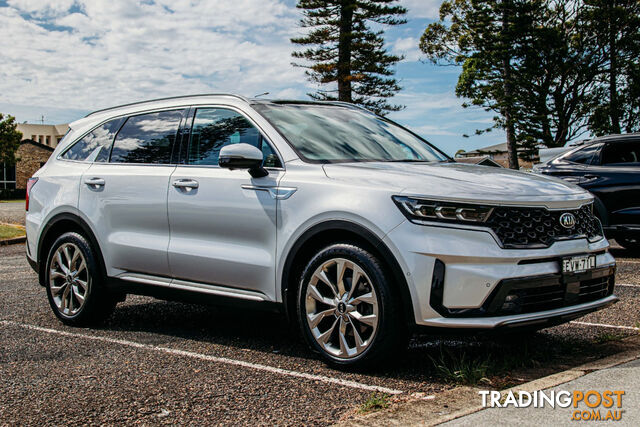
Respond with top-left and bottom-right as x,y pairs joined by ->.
583,174 -> 599,180
84,177 -> 105,186
172,179 -> 199,189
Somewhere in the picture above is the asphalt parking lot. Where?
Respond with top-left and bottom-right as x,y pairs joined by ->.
1,242 -> 639,425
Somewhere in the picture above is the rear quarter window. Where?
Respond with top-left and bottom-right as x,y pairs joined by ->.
61,118 -> 124,162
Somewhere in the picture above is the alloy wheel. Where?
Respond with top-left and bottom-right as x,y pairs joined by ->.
305,258 -> 379,359
49,243 -> 90,316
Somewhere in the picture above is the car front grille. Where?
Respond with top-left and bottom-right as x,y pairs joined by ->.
485,204 -> 602,249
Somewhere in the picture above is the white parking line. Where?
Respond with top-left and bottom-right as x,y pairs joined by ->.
570,321 -> 640,331
616,259 -> 640,264
0,320 -> 404,395
616,283 -> 640,288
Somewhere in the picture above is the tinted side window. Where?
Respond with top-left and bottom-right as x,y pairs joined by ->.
61,118 -> 124,162
562,144 -> 602,164
188,108 -> 281,167
601,141 -> 640,165
110,110 -> 184,164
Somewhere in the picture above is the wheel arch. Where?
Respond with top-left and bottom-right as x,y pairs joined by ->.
37,212 -> 107,287
280,220 -> 414,326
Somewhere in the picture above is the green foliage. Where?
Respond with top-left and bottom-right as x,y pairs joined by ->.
584,0 -> 640,135
593,332 -> 626,344
0,113 -> 22,165
511,1 -> 602,148
420,0 -> 538,168
430,346 -> 491,385
420,0 -> 640,153
292,0 -> 407,115
0,224 -> 25,240
358,392 -> 390,414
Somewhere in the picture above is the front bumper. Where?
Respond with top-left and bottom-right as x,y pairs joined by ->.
382,220 -> 617,328
419,294 -> 618,329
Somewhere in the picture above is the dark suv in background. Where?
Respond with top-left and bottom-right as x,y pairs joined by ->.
535,133 -> 640,250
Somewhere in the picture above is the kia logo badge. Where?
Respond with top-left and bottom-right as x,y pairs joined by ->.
559,213 -> 576,229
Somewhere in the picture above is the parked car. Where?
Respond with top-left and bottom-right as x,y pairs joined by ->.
25,94 -> 617,368
534,134 -> 640,250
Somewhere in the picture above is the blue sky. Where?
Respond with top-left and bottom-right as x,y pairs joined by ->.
0,0 -> 504,155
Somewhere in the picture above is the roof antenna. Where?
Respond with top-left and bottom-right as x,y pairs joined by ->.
254,92 -> 270,98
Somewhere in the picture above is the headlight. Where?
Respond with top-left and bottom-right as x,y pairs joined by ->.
392,196 -> 494,224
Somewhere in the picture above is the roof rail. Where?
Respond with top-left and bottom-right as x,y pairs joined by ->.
85,93 -> 250,117
266,99 -> 372,113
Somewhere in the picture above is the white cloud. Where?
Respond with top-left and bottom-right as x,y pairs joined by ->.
0,0 -> 305,112
392,36 -> 422,62
0,0 -> 502,155
399,0 -> 441,20
7,0 -> 76,17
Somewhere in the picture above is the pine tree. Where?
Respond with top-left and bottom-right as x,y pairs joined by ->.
291,0 -> 407,115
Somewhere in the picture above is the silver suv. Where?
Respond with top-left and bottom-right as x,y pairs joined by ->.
26,94 -> 617,368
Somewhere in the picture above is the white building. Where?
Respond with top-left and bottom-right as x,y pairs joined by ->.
16,123 -> 69,148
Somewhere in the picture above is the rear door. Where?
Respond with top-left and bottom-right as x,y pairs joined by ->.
583,140 -> 640,227
167,106 -> 283,300
79,109 -> 186,277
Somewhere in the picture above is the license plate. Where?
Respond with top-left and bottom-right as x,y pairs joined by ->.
562,254 -> 596,274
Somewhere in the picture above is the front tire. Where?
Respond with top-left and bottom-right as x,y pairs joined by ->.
297,243 -> 406,368
45,232 -> 117,326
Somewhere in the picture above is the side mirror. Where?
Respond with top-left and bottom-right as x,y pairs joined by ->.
219,143 -> 268,178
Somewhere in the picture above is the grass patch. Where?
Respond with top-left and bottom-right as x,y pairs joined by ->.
430,346 -> 491,385
594,332 -> 627,344
0,224 -> 25,240
358,393 -> 390,414
0,199 -> 24,203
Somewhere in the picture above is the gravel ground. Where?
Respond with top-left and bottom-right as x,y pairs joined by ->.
0,202 -> 25,225
1,242 -> 638,425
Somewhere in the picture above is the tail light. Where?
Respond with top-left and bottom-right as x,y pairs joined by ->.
26,177 -> 38,211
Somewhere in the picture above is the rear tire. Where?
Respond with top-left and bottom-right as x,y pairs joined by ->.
45,232 -> 117,326
297,243 -> 407,369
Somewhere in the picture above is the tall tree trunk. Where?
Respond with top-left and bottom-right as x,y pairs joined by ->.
337,0 -> 354,102
608,1 -> 621,134
502,0 -> 519,169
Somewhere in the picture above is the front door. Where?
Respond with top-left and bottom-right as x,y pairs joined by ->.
167,107 -> 283,300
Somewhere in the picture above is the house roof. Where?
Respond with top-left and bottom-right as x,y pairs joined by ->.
19,139 -> 55,152
461,142 -> 508,155
455,156 -> 503,167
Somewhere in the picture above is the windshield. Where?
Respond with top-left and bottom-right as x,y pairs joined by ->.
253,103 -> 448,163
